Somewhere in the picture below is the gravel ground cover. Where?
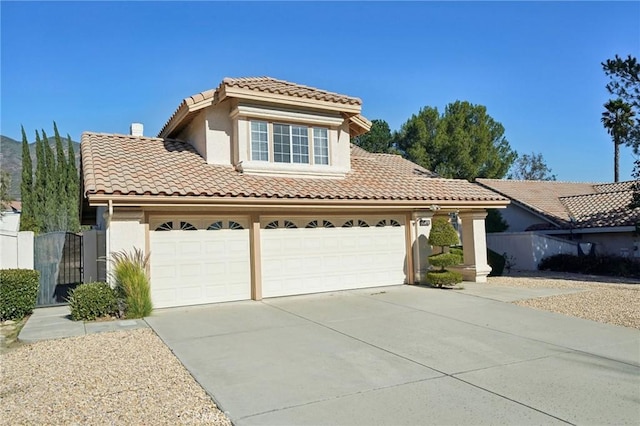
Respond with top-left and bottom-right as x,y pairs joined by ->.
2,272 -> 637,425
489,271 -> 640,329
0,328 -> 232,425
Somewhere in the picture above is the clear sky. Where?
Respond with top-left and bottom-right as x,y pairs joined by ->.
2,1 -> 639,182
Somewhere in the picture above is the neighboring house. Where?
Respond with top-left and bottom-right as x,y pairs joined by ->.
477,179 -> 640,258
81,77 -> 508,309
1,201 -> 33,270
0,201 -> 21,233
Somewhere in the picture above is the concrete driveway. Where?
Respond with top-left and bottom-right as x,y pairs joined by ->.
146,285 -> 640,425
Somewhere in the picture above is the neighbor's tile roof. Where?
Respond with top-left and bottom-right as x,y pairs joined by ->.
81,132 -> 506,203
476,179 -> 596,225
560,191 -> 640,228
476,178 -> 639,229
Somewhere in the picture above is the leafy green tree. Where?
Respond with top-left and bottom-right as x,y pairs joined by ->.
601,99 -> 635,182
19,126 -> 38,231
508,152 -> 556,180
602,55 -> 640,152
394,101 -> 516,181
353,119 -> 393,153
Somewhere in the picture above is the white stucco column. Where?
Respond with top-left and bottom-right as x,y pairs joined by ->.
106,209 -> 146,285
412,211 -> 434,284
457,210 -> 492,282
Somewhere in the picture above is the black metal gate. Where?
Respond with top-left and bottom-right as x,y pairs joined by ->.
34,232 -> 83,307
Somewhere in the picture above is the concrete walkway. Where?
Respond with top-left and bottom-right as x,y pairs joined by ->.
18,305 -> 147,343
147,285 -> 639,426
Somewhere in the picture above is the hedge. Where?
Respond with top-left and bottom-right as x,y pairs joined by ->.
0,269 -> 40,321
539,254 -> 640,278
68,282 -> 120,321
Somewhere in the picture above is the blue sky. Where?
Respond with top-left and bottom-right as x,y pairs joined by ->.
2,1 -> 639,182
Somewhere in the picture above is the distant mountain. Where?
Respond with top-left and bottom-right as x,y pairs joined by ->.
0,135 -> 81,200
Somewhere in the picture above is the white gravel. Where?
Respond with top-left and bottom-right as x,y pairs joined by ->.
0,328 -> 232,425
489,271 -> 640,329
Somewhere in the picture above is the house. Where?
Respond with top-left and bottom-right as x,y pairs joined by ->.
81,77 -> 509,309
477,179 -> 640,258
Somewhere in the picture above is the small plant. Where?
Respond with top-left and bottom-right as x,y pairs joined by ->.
504,253 -> 517,274
110,248 -> 152,318
426,218 -> 463,287
0,269 -> 39,321
68,282 -> 119,321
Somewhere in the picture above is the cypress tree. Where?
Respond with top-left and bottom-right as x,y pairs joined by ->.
19,126 -> 37,231
33,130 -> 47,232
66,135 -> 80,232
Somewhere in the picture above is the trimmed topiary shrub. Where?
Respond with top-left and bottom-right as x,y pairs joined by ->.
111,248 -> 152,319
0,269 -> 40,321
428,218 -> 460,249
426,218 -> 462,287
68,282 -> 119,321
426,270 -> 463,287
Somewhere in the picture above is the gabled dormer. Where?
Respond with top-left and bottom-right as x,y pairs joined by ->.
158,77 -> 371,178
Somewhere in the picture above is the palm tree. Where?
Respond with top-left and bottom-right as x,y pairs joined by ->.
601,99 -> 635,182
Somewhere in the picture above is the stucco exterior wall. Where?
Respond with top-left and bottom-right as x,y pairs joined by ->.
177,111 -> 207,162
579,232 -> 638,257
500,204 -> 550,232
106,210 -> 147,283
205,103 -> 233,165
0,230 -> 34,270
487,232 -> 578,270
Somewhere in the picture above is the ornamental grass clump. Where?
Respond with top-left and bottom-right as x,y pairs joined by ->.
111,248 -> 152,318
426,218 -> 463,287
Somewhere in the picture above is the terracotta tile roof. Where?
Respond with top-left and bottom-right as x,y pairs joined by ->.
81,132 -> 506,204
560,191 -> 640,228
223,77 -> 361,105
159,77 -> 364,138
477,178 -> 639,229
476,179 -> 596,225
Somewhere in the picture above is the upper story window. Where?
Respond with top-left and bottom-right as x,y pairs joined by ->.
250,120 -> 329,165
251,121 -> 269,161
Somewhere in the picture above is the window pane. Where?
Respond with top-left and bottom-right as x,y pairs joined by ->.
292,126 -> 309,164
313,128 -> 328,165
273,124 -> 291,163
251,121 -> 269,161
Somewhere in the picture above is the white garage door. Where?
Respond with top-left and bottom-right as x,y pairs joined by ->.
149,218 -> 250,308
261,217 -> 407,298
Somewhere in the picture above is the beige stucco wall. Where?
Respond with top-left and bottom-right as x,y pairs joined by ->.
106,210 -> 147,283
177,112 -> 207,162
177,101 -> 353,177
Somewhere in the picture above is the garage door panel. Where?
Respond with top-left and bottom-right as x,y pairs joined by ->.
150,223 -> 250,308
262,218 -> 406,298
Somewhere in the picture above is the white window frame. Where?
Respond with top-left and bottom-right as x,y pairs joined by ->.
249,120 -> 329,166
251,121 -> 269,162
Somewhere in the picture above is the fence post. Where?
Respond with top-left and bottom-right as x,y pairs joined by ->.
83,230 -> 98,283
17,231 -> 34,269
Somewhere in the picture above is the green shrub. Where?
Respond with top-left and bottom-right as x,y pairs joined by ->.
429,252 -> 462,269
111,248 -> 152,318
0,269 -> 39,321
68,282 -> 119,321
428,218 -> 459,249
487,249 -> 506,276
539,254 -> 640,278
426,270 -> 463,287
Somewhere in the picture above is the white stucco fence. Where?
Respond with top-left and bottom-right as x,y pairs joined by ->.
1,230 -> 35,270
487,232 -> 578,271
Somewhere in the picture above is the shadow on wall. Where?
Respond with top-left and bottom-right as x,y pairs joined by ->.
487,232 -> 578,271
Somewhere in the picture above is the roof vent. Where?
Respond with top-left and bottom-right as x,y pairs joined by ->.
130,123 -> 144,137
